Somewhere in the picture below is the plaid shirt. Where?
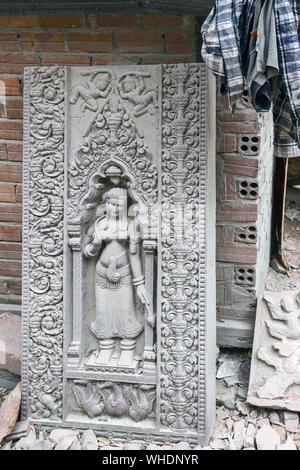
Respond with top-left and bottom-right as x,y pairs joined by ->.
201,0 -> 300,158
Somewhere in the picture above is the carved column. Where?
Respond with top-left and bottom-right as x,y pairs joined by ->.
143,239 -> 157,374
67,226 -> 82,366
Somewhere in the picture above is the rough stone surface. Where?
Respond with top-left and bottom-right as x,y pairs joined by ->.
81,429 -> 98,450
233,419 -> 245,450
216,379 -> 237,410
277,436 -> 297,450
255,425 -> 281,450
0,313 -> 21,376
0,382 -> 21,443
248,290 -> 300,412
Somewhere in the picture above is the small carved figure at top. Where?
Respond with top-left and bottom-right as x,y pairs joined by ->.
117,72 -> 158,117
69,71 -> 111,112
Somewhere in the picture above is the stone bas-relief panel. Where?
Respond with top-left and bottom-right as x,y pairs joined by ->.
22,64 -> 216,445
248,290 -> 300,412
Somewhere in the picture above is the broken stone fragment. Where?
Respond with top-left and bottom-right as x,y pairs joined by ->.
123,443 -> 141,450
268,411 -> 281,425
217,359 -> 241,379
216,379 -> 237,410
236,400 -> 250,416
14,428 -> 37,450
243,423 -> 257,448
209,438 -> 229,450
276,436 -> 297,450
0,382 -> 21,444
212,420 -> 229,440
271,424 -> 286,442
256,424 -> 281,450
233,419 -> 246,450
174,441 -> 190,450
48,428 -> 78,445
0,313 -> 21,376
283,411 -> 299,432
81,429 -> 98,450
68,437 -> 81,450
30,440 -> 54,451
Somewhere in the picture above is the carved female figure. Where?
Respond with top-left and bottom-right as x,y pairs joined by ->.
84,187 -> 149,367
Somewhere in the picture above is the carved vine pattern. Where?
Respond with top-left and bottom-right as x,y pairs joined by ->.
24,66 -> 65,420
160,64 -> 201,431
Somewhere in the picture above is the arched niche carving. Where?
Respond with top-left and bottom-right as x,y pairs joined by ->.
67,156 -> 157,375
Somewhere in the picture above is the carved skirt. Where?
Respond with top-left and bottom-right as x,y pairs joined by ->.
90,263 -> 143,340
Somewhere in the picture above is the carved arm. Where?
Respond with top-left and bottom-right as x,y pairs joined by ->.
84,233 -> 102,258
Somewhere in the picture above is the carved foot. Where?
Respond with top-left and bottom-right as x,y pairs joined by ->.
118,339 -> 136,367
97,339 -> 116,365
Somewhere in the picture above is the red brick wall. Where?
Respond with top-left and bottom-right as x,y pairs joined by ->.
0,13 -> 196,305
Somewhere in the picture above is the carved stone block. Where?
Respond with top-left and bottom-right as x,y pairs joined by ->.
22,64 -> 216,445
248,290 -> 300,412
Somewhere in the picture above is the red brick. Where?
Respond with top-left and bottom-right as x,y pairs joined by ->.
216,244 -> 257,264
92,55 -> 115,65
217,135 -> 237,153
0,120 -> 22,140
141,55 -> 189,64
90,13 -> 139,28
39,14 -> 84,28
218,111 -> 258,123
6,143 -> 22,162
0,144 -> 6,161
224,226 -> 234,244
41,54 -> 90,65
0,77 -> 21,97
0,37 -> 19,52
143,14 -> 183,28
20,32 -> 64,42
220,121 -> 259,134
218,204 -> 258,223
217,94 -> 230,111
0,242 -> 22,259
218,173 -> 236,201
0,15 -> 38,27
216,225 -> 224,244
224,156 -> 259,178
22,42 -> 65,53
0,64 -> 36,74
0,162 -> 22,183
0,224 -> 21,242
164,32 -> 190,54
0,53 -> 39,65
116,32 -> 163,54
8,278 -> 22,295
15,186 -> 22,202
0,259 -> 21,276
0,183 -> 16,202
68,32 -> 112,53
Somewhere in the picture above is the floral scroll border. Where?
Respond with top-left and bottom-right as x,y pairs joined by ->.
22,66 -> 65,420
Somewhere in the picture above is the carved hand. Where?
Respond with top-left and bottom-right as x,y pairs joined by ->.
84,234 -> 102,257
136,284 -> 150,307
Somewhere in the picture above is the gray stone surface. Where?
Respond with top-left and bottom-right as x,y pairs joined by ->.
255,425 -> 281,450
0,313 -> 21,376
22,64 -> 216,446
248,290 -> 300,412
82,429 -> 98,450
0,383 -> 21,444
0,370 -> 19,390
